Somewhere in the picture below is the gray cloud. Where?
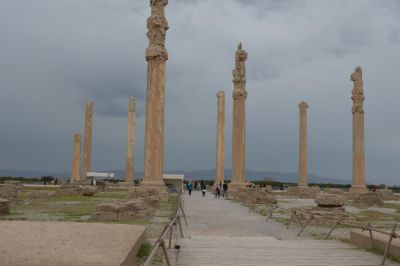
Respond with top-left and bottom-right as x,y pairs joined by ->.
0,0 -> 399,185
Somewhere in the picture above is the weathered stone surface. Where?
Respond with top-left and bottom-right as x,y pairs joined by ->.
350,66 -> 366,193
125,97 -> 136,182
71,133 -> 81,182
215,91 -> 225,185
0,221 -> 146,266
0,198 -> 10,215
81,186 -> 96,196
315,193 -> 345,207
287,186 -> 320,199
51,184 -> 81,197
128,187 -> 159,199
298,101 -> 308,187
142,0 -> 169,187
231,43 -> 248,188
25,191 -> 52,199
324,188 -> 346,195
234,187 -> 276,205
353,192 -> 384,206
0,182 -> 22,201
90,199 -> 151,221
82,100 -> 93,180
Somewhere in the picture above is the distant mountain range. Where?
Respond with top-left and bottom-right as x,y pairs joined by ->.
0,168 -> 351,185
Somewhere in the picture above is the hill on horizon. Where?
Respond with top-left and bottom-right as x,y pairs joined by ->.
0,168 -> 351,185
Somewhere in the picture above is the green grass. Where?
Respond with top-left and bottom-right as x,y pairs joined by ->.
22,186 -> 58,191
137,242 -> 152,258
384,203 -> 400,209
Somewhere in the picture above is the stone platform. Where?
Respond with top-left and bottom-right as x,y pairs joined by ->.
0,221 -> 146,266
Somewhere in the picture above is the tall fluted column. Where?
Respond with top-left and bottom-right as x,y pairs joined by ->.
231,43 -> 248,188
142,0 -> 169,186
125,97 -> 136,182
298,101 -> 308,187
350,66 -> 366,193
82,100 -> 93,179
71,133 -> 82,182
215,91 -> 225,185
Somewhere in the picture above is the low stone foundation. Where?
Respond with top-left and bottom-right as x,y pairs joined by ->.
234,187 -> 276,205
51,183 -> 98,197
0,198 -> 10,215
287,186 -> 320,199
89,187 -> 164,221
0,182 -> 23,202
352,192 -> 384,207
351,229 -> 400,259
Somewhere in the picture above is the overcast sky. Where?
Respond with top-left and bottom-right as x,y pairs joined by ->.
0,0 -> 399,184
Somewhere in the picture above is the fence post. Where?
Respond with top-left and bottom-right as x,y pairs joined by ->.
168,224 -> 173,248
325,221 -> 340,239
293,210 -> 303,227
287,211 -> 295,229
266,205 -> 275,222
367,223 -> 374,248
178,197 -> 188,225
297,216 -> 313,236
160,240 -> 172,266
381,223 -> 397,265
177,215 -> 184,238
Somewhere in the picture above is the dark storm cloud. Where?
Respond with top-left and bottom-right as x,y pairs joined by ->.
0,0 -> 399,185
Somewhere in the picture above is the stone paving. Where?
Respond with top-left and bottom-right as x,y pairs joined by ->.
176,191 -> 399,266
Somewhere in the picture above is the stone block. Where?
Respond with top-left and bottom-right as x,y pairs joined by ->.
315,193 -> 344,207
350,229 -> 400,258
0,198 -> 10,215
353,192 -> 384,207
128,187 -> 159,199
81,186 -> 96,196
0,221 -> 146,266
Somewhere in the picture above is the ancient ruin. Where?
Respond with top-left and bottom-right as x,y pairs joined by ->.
350,66 -> 366,193
231,43 -> 248,188
125,97 -> 136,182
71,133 -> 81,182
142,0 -> 169,187
215,91 -> 225,185
298,101 -> 309,187
82,99 -> 93,180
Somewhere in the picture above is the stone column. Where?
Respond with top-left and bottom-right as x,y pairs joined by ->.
142,0 -> 169,187
125,97 -> 136,182
298,101 -> 309,187
215,91 -> 225,185
71,133 -> 82,182
82,100 -> 93,179
350,66 -> 366,193
231,43 -> 248,188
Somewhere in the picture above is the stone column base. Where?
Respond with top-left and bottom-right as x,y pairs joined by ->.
118,182 -> 136,188
349,186 -> 367,194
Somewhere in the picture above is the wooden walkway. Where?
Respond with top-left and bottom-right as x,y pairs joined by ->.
175,192 -> 399,266
176,235 -> 398,266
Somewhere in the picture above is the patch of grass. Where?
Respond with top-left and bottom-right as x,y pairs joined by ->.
93,192 -> 128,200
384,203 -> 400,209
355,210 -> 391,222
137,242 -> 152,258
95,220 -> 150,225
22,186 -> 58,191
365,246 -> 400,263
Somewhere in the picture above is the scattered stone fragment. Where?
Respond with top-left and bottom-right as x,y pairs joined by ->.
353,192 -> 384,207
0,198 -> 10,215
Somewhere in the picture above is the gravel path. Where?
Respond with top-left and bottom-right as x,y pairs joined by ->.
182,191 -> 310,240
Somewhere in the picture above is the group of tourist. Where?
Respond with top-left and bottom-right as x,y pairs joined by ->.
185,180 -> 229,199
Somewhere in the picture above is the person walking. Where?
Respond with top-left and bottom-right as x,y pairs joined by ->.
187,181 -> 193,196
200,181 -> 206,197
215,182 -> 221,199
222,182 -> 228,198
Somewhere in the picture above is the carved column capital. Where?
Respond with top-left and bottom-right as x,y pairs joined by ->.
351,66 -> 364,114
145,0 -> 169,61
232,43 -> 248,100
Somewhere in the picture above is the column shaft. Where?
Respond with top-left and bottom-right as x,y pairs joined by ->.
298,102 -> 308,187
82,100 -> 93,179
125,97 -> 136,182
215,91 -> 225,185
71,133 -> 81,182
